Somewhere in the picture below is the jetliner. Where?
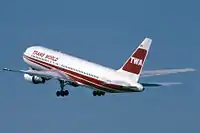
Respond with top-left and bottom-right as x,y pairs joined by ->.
1,38 -> 195,97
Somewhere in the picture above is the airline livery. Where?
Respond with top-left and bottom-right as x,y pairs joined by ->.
1,38 -> 195,97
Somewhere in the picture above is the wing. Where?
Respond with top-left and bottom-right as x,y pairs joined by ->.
141,68 -> 196,77
1,68 -> 75,82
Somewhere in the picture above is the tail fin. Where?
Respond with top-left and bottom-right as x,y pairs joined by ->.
117,38 -> 152,82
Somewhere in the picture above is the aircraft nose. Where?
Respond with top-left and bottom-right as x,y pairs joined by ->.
24,47 -> 30,56
24,46 -> 34,56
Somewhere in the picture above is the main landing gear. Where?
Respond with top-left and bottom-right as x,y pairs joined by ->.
56,80 -> 69,97
56,90 -> 69,97
93,91 -> 105,96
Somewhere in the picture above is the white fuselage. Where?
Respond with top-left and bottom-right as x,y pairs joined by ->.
23,46 -> 140,93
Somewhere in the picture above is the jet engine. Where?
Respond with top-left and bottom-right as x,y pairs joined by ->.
24,74 -> 45,84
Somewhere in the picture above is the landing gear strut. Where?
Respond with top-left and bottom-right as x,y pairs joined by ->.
93,91 -> 105,96
56,80 -> 69,97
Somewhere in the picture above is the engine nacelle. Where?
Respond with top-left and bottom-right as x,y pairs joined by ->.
24,74 -> 45,84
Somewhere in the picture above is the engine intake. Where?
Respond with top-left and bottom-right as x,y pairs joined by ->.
24,74 -> 45,84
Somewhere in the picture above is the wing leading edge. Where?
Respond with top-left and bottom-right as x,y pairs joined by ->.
1,68 -> 73,81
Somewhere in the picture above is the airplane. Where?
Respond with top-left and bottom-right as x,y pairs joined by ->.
1,38 -> 195,97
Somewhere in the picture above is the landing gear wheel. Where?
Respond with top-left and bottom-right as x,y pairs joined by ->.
56,91 -> 61,97
93,91 -> 105,96
97,92 -> 101,96
56,90 -> 69,97
93,91 -> 97,96
64,90 -> 69,96
60,91 -> 65,97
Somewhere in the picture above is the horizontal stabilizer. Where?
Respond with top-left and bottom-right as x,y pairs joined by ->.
141,82 -> 181,87
141,68 -> 196,77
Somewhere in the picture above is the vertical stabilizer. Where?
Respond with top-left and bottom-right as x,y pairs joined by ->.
117,38 -> 152,82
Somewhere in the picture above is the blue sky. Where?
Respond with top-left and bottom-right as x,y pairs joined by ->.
0,0 -> 199,133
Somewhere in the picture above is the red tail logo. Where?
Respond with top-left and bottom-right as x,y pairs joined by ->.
122,48 -> 147,74
130,57 -> 143,66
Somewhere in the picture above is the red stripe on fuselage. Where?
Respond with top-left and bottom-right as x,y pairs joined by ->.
24,55 -> 134,93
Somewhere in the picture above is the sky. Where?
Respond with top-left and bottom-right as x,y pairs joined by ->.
0,0 -> 199,133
